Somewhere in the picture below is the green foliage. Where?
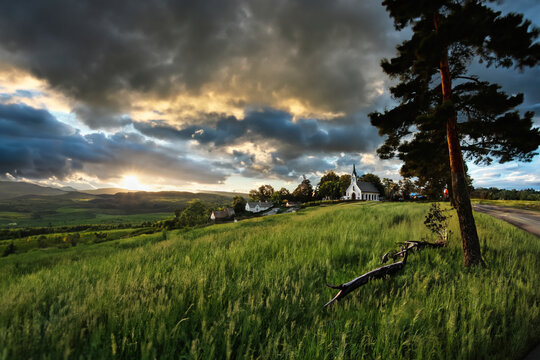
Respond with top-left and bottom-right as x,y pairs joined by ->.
292,177 -> 314,203
0,191 -> 239,228
317,181 -> 342,200
278,187 -> 292,202
2,242 -> 15,257
382,178 -> 400,200
0,203 -> 539,358
270,191 -> 282,204
249,185 -> 275,202
37,235 -> 47,248
338,174 -> 351,195
232,196 -> 247,214
318,171 -> 339,186
316,171 -> 342,200
176,199 -> 209,228
472,187 -> 540,201
424,203 -> 451,241
371,0 -> 540,189
399,178 -> 416,200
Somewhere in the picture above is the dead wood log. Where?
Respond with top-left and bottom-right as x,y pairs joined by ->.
324,248 -> 408,308
381,240 -> 446,264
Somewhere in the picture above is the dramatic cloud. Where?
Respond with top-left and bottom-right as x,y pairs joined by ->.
0,103 -> 227,184
134,108 -> 380,157
0,0 -> 397,126
0,1 -> 537,190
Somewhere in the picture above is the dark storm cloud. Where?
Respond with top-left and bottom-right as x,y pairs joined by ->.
0,103 -> 227,183
132,108 -> 383,180
0,0 -> 397,126
135,108 -> 380,157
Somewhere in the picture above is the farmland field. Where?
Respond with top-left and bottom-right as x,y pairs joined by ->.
471,199 -> 540,212
0,190 -> 241,228
0,202 -> 539,359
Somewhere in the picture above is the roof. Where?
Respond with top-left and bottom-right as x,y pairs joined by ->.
212,207 -> 235,219
246,202 -> 273,208
356,181 -> 379,193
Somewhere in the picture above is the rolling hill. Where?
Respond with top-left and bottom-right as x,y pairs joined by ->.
0,181 -> 67,199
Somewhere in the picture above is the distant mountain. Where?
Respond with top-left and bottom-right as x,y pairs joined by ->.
0,181 -> 67,199
58,186 -> 79,192
198,190 -> 249,197
79,187 -> 135,195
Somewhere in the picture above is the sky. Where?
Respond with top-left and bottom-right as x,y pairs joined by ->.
0,0 -> 538,192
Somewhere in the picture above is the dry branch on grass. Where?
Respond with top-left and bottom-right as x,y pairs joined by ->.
325,239 -> 446,308
381,239 -> 446,264
324,248 -> 408,308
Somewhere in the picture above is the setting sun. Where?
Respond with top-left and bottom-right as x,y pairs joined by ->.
121,174 -> 146,190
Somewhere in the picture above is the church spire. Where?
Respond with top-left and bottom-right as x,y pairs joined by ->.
352,164 -> 357,177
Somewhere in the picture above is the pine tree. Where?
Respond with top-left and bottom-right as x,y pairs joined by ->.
370,0 -> 540,266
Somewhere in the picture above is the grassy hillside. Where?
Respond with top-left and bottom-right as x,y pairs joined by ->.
0,202 -> 538,359
0,181 -> 67,199
0,190 -> 240,228
472,199 -> 540,211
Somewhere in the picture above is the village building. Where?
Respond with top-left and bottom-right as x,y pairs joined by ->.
344,165 -> 380,201
210,207 -> 236,222
245,201 -> 273,213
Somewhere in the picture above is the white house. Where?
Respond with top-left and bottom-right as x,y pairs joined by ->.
344,165 -> 380,201
245,201 -> 273,213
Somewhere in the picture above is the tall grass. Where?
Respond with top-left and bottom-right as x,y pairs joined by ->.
0,202 -> 538,359
471,199 -> 540,211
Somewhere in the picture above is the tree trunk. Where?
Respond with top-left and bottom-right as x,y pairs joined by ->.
434,13 -> 483,266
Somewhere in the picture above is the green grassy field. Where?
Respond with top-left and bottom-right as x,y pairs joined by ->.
471,199 -> 540,211
0,202 -> 538,359
0,191 -> 238,228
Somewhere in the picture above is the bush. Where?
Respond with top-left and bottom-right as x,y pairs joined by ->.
2,242 -> 16,257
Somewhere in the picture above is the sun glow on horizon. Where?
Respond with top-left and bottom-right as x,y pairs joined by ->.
120,174 -> 150,191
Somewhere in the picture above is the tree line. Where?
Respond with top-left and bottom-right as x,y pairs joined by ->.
470,187 -> 540,201
249,171 -> 424,203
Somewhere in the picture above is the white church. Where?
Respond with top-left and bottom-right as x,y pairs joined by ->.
344,165 -> 380,201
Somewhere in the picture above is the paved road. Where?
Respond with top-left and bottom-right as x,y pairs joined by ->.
473,204 -> 540,237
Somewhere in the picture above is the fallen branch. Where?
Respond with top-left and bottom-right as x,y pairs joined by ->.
324,248 -> 408,308
381,239 -> 446,264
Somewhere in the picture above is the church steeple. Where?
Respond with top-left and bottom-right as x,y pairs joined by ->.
352,164 -> 357,177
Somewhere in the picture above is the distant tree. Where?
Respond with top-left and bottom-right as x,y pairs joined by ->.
249,185 -> 275,201
317,171 -> 342,200
270,191 -> 283,204
177,199 -> 208,227
399,178 -> 416,200
318,171 -> 340,186
248,189 -> 260,201
232,195 -> 247,213
292,177 -> 314,203
371,0 -> 540,266
382,178 -> 399,200
258,185 -> 275,201
359,173 -> 384,195
470,187 -> 540,201
339,174 -> 351,195
278,187 -> 291,201
318,181 -> 342,200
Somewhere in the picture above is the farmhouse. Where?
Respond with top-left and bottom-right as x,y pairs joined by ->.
344,165 -> 380,201
210,207 -> 235,222
245,201 -> 273,213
